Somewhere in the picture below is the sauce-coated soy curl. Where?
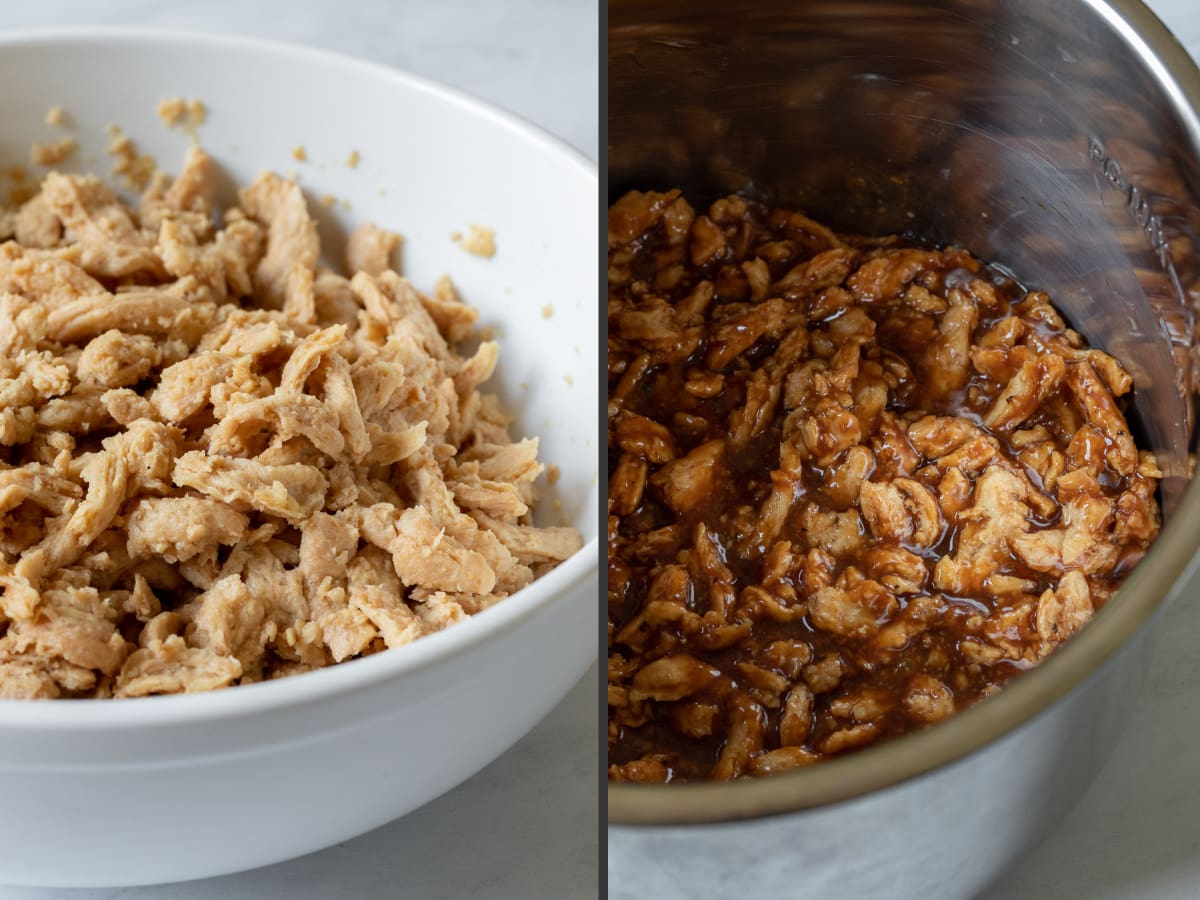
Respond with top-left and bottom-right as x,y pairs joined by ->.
607,190 -> 1162,783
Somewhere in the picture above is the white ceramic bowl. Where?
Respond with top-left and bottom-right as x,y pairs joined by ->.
0,29 -> 598,887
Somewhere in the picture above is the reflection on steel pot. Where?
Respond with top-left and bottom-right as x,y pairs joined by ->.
607,1 -> 1200,897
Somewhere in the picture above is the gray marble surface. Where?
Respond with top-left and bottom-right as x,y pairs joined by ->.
0,1 -> 598,899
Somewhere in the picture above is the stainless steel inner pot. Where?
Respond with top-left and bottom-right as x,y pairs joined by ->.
607,2 -> 1200,897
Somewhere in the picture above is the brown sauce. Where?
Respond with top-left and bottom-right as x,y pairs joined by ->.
607,190 -> 1162,782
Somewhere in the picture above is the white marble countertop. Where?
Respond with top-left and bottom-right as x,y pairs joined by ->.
0,2 -> 598,900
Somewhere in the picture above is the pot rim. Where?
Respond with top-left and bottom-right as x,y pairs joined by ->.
608,0 -> 1200,826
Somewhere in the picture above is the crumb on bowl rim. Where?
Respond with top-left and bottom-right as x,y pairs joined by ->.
0,25 -> 598,186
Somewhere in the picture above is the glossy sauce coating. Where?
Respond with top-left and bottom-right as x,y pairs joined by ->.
607,191 -> 1162,782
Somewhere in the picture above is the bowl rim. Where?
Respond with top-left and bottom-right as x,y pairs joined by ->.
608,0 -> 1200,826
0,26 -> 600,729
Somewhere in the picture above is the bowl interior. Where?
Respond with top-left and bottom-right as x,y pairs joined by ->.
0,29 -> 599,722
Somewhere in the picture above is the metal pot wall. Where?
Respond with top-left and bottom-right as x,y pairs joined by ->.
607,2 -> 1200,897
